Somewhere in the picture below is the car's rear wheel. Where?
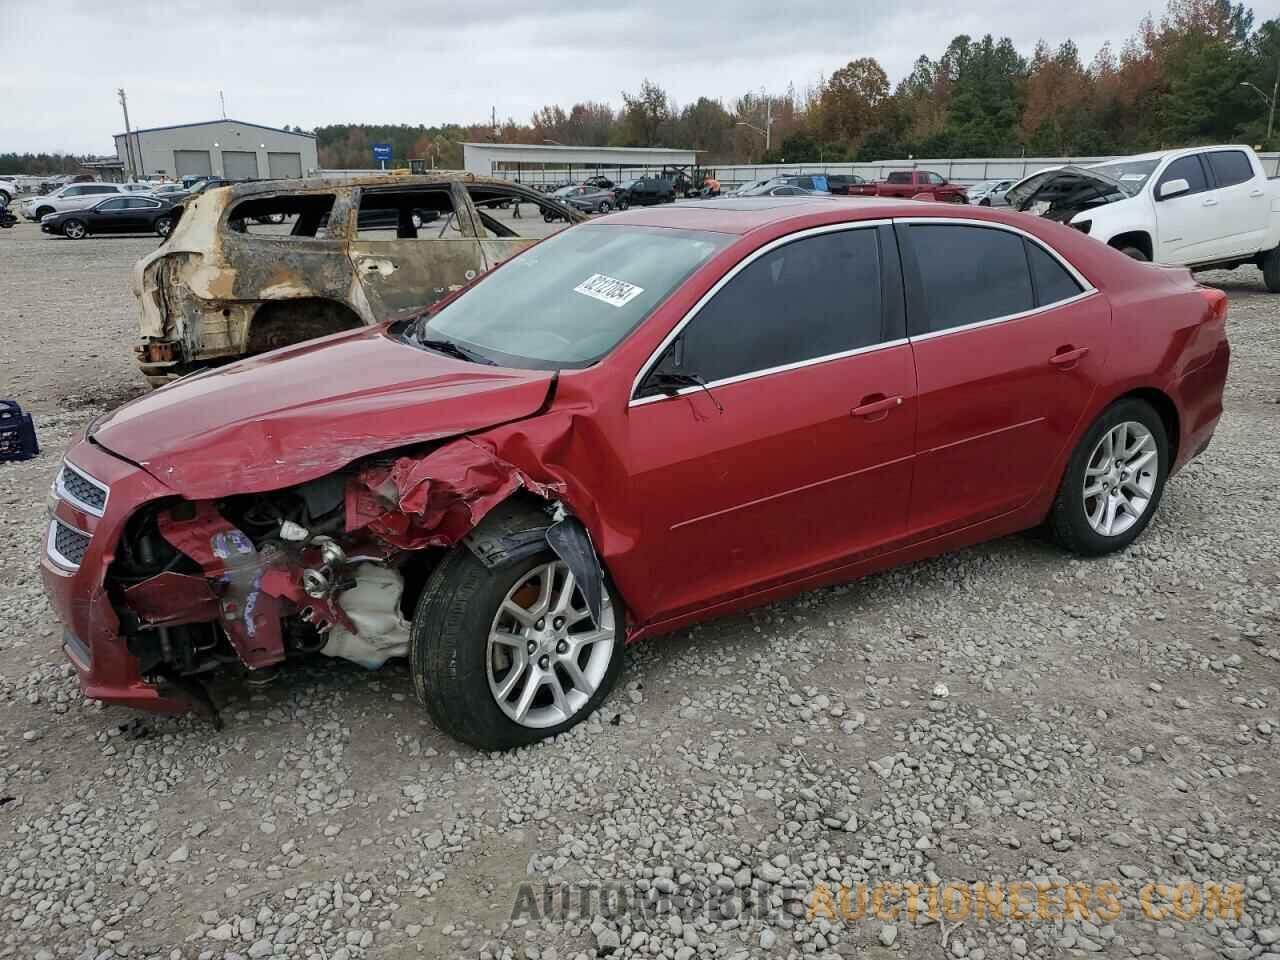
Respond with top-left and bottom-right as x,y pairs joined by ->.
597,200 -> 612,214
62,219 -> 86,239
1262,247 -> 1280,293
154,216 -> 173,238
1048,399 -> 1169,556
979,198 -> 991,206
412,535 -> 623,751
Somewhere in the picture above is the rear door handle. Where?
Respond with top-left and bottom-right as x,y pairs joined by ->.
1202,198 -> 1219,207
1049,346 -> 1090,368
1249,189 -> 1264,197
851,395 -> 903,419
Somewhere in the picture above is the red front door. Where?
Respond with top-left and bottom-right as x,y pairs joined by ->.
616,223 -> 918,624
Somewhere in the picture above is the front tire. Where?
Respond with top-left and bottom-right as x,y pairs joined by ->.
62,219 -> 86,239
1048,399 -> 1169,556
1117,245 -> 1150,262
412,530 -> 623,750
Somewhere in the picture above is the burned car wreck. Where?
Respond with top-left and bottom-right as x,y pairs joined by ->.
132,173 -> 584,386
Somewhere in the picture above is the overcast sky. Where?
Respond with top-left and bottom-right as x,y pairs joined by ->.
3,0 -> 1165,155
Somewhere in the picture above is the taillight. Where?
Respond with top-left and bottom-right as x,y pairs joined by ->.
1198,287 -> 1227,326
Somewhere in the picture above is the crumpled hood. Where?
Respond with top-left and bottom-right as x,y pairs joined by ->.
1005,165 -> 1132,211
91,325 -> 554,499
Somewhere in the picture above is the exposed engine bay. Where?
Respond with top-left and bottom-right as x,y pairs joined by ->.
1006,165 -> 1134,223
102,439 -> 603,721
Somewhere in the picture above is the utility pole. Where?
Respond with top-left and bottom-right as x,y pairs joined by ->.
491,106 -> 498,142
765,98 -> 772,155
118,88 -> 136,181
219,90 -> 227,120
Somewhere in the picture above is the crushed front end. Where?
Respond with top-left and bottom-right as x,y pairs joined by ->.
40,432 -> 561,723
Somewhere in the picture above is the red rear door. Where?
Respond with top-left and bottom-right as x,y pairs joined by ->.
897,220 -> 1110,537
620,223 -> 917,622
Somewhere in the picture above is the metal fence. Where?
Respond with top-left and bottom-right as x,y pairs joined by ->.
316,153 -> 1280,190
463,152 -> 1280,189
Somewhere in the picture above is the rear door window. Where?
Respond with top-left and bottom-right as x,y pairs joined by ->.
1206,150 -> 1254,189
356,187 -> 464,240
905,224 -> 1034,334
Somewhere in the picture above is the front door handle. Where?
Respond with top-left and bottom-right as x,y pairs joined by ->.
1249,189 -> 1264,198
851,395 -> 903,420
1202,198 -> 1219,207
1049,345 -> 1090,368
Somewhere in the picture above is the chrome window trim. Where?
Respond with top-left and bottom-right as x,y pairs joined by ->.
55,461 -> 109,517
47,518 -> 90,571
908,289 -> 1097,342
628,218 -> 893,405
631,338 -> 910,407
896,216 -> 1099,342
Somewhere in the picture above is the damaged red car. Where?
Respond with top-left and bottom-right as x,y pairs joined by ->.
41,198 -> 1229,750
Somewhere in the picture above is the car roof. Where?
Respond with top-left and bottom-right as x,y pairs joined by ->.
601,196 -> 926,235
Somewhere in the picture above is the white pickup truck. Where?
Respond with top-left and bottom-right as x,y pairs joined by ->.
1007,145 -> 1280,291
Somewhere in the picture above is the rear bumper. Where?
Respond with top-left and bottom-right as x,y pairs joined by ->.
39,440 -> 194,715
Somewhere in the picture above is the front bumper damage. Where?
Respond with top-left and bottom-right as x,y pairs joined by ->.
41,433 -> 590,723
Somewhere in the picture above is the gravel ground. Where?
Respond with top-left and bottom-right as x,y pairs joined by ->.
0,219 -> 1278,960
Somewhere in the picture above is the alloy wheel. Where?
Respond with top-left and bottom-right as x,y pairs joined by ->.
1083,421 -> 1159,537
486,561 -> 616,729
64,220 -> 85,239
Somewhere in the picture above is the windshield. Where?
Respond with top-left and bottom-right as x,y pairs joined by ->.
1086,159 -> 1160,193
420,224 -> 733,369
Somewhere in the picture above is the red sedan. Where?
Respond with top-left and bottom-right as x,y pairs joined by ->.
41,198 -> 1229,749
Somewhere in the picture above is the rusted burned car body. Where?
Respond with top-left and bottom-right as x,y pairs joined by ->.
132,173 -> 584,386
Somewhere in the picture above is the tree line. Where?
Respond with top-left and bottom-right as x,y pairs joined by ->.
314,0 -> 1277,169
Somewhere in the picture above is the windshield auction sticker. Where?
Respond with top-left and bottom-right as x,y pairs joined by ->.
573,274 -> 644,308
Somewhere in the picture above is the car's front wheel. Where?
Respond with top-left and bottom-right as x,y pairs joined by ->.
412,536 -> 623,750
1049,399 -> 1169,556
62,218 -> 87,239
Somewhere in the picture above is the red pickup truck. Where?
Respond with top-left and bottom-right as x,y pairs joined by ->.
847,170 -> 968,202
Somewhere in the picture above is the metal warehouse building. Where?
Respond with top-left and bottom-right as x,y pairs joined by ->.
113,119 -> 318,181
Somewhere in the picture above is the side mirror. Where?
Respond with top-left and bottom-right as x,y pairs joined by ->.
1158,178 -> 1190,200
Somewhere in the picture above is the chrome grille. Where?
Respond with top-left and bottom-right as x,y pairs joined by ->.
48,519 -> 91,569
56,462 -> 108,516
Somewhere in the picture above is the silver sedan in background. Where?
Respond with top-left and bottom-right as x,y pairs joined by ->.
968,178 -> 1015,206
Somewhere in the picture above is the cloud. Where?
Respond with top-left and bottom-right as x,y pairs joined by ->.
3,0 -> 1160,155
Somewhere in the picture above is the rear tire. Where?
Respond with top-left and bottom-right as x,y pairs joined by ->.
1048,399 -> 1169,556
411,513 -> 623,751
154,216 -> 173,238
1262,247 -> 1280,293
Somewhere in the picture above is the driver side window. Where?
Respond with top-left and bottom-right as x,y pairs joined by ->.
1156,155 -> 1209,198
642,227 -> 885,394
